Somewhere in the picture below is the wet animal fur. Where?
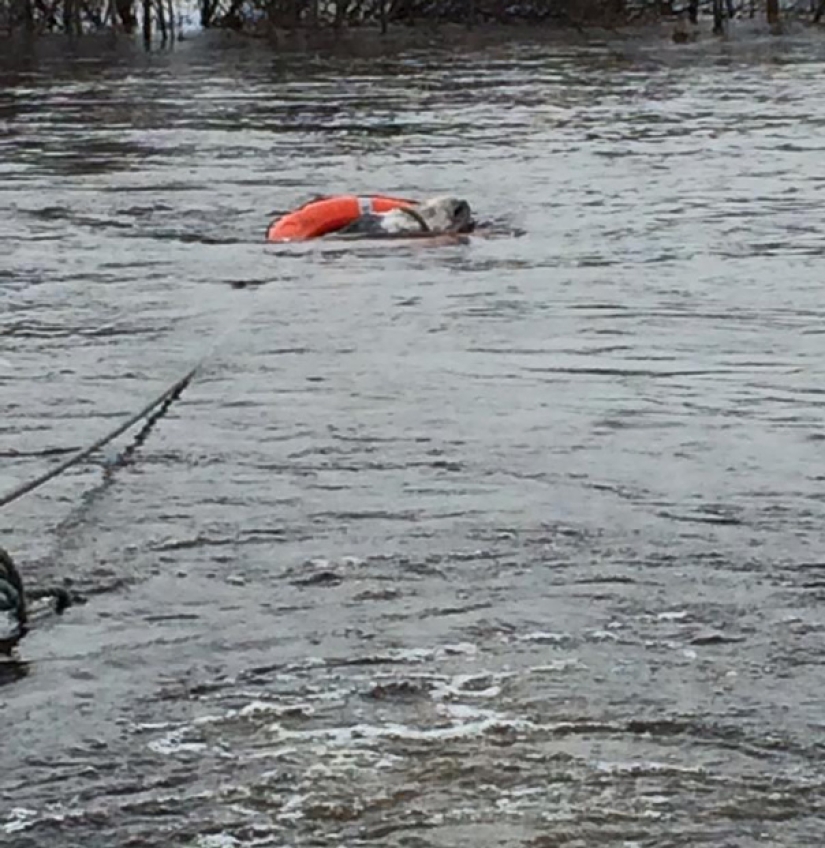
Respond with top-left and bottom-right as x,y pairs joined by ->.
340,196 -> 474,237
0,546 -> 27,657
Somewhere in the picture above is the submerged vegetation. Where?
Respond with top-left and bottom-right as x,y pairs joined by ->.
0,0 -> 823,45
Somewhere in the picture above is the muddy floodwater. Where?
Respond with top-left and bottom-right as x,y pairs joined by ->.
1,25 -> 825,847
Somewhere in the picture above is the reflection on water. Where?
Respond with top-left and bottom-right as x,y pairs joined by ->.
2,26 -> 825,848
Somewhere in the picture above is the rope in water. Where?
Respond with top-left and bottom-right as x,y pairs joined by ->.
0,296 -> 256,511
0,364 -> 199,510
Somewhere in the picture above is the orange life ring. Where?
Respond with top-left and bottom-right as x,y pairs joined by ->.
266,194 -> 417,242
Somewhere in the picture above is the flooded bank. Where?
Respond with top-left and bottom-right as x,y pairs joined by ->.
2,26 -> 825,847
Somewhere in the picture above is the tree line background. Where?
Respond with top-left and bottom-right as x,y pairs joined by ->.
0,0 -> 822,45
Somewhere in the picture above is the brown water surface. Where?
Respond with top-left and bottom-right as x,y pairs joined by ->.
1,27 -> 824,848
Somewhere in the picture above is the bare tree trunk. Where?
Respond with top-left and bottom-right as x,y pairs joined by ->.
712,0 -> 724,31
687,0 -> 698,23
117,0 -> 137,31
379,0 -> 386,31
167,0 -> 175,38
157,0 -> 167,41
814,0 -> 825,21
23,0 -> 35,30
466,0 -> 474,28
200,0 -> 222,26
142,0 -> 151,44
766,0 -> 779,23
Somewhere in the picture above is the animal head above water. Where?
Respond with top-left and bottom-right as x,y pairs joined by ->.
332,195 -> 477,239
378,196 -> 474,236
415,196 -> 474,233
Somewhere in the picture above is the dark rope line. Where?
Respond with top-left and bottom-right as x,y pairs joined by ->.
47,374 -> 193,550
397,206 -> 431,233
0,364 -> 200,510
116,375 -> 189,464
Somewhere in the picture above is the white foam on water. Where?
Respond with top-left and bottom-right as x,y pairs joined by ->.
5,789 -> 245,837
190,700 -> 316,727
3,808 -> 37,835
243,699 -> 314,718
431,672 -> 500,701
657,611 -> 689,622
277,792 -> 309,822
514,631 -> 572,644
375,641 -> 479,664
531,659 -> 583,673
195,835 -> 242,848
308,687 -> 352,702
255,747 -> 299,769
148,727 -> 210,756
360,658 -> 584,707
438,702 -> 500,721
290,656 -> 326,670
340,555 -> 365,567
495,787 -> 544,815
2,803 -> 91,833
594,759 -> 704,776
588,629 -> 621,642
135,721 -> 174,731
267,710 -> 534,745
387,647 -> 435,662
374,753 -> 404,769
303,555 -> 364,568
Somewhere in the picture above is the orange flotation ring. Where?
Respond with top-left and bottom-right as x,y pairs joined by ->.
266,194 -> 417,243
